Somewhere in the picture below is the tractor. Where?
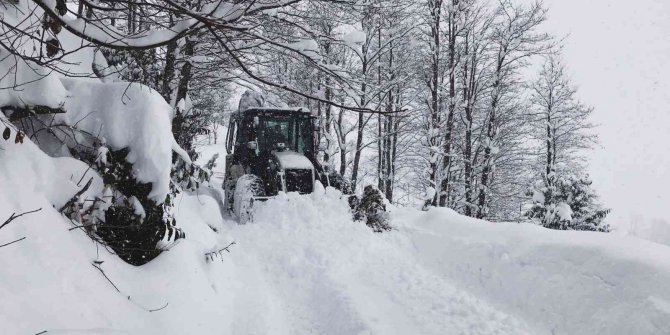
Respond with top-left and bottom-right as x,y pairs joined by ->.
222,105 -> 388,229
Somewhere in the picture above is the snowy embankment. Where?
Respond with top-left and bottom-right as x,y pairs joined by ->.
396,209 -> 670,334
2,139 -> 670,334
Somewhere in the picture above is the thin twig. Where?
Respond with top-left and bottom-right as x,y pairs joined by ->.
0,236 -> 26,248
91,262 -> 120,293
0,207 -> 42,230
91,261 -> 170,313
60,177 -> 93,212
149,302 -> 169,312
77,152 -> 101,186
205,241 -> 236,262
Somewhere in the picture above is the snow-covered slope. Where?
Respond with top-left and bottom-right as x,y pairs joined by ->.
397,209 -> 670,334
3,136 -> 670,334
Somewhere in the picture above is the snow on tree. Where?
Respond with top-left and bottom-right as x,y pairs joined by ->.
523,54 -> 608,231
526,173 -> 610,232
237,90 -> 266,113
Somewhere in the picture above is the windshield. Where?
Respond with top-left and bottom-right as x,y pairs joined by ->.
256,116 -> 314,155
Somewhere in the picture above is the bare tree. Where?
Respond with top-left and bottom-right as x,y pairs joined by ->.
475,0 -> 552,219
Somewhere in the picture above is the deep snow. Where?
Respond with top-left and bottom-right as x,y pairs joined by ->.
2,137 -> 670,334
2,2 -> 670,331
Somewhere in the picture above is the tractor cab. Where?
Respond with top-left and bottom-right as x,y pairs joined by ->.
226,108 -> 318,162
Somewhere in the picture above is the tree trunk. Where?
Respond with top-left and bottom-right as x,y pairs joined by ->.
351,112 -> 365,191
425,0 -> 442,208
338,108 -> 347,176
439,1 -> 459,207
476,59 -> 502,219
463,59 -> 474,216
350,58 -> 368,192
175,38 -> 193,107
161,25 -> 177,102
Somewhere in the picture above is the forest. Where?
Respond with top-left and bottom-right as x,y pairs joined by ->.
1,0 -> 609,229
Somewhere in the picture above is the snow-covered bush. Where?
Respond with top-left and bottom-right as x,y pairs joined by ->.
351,185 -> 392,232
95,147 -> 185,265
526,173 -> 610,232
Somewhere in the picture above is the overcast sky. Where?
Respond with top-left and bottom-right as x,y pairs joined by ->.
535,0 -> 670,224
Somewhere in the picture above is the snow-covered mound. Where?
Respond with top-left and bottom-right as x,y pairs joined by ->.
0,1 -> 186,204
59,78 -> 188,202
396,208 -> 670,334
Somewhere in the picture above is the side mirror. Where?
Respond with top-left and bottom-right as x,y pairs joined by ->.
313,118 -> 321,131
253,116 -> 260,127
247,141 -> 257,150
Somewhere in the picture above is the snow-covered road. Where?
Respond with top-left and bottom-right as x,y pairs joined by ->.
208,190 -> 533,334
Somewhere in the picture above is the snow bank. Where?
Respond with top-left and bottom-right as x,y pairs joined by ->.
1,1 -> 185,203
396,207 -> 670,334
58,79 -> 182,202
0,124 -> 104,215
0,137 -> 232,333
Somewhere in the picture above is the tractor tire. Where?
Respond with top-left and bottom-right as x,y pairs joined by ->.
233,174 -> 265,224
223,163 -> 245,213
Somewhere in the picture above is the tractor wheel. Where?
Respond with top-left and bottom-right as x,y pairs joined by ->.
233,174 -> 265,224
223,164 -> 245,213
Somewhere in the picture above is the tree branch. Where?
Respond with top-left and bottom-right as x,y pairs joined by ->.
1,207 -> 42,231
59,177 -> 93,212
1,105 -> 66,122
205,241 -> 236,262
0,237 -> 26,248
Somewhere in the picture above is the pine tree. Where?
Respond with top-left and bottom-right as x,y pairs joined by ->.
526,173 -> 610,232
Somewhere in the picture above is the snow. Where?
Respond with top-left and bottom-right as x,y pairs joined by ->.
0,3 -> 68,108
237,90 -> 266,113
4,135 -> 670,334
343,30 -> 367,46
2,4 -> 670,329
556,201 -> 573,221
286,39 -> 322,61
58,78 -> 186,202
0,57 -> 67,108
1,3 -> 188,204
129,196 -> 146,220
273,150 -> 315,170
0,123 -> 104,213
532,188 -> 545,203
39,0 -> 198,49
398,207 -> 670,334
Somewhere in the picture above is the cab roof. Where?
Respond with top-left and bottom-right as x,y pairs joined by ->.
235,107 -> 314,119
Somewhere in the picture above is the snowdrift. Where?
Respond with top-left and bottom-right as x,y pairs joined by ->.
397,208 -> 670,334
1,0 -> 187,204
3,135 -> 670,334
58,78 -> 188,202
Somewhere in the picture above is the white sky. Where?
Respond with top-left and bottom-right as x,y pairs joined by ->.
539,0 -> 670,223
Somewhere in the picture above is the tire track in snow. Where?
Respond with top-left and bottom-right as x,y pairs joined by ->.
222,190 -> 533,334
